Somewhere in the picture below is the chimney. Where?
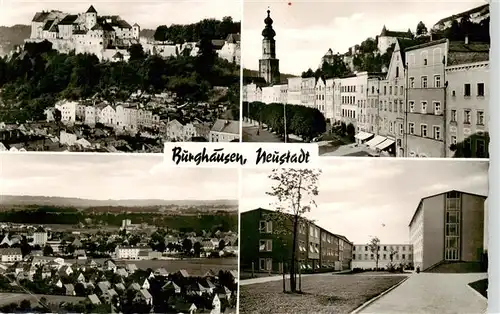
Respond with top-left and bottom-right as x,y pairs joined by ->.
465,34 -> 469,45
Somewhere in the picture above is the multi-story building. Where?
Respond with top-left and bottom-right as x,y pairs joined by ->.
315,78 -> 326,116
209,119 -> 239,142
300,77 -> 316,108
445,60 -> 489,157
333,78 -> 342,121
258,10 -> 280,85
240,208 -> 352,273
115,246 -> 141,259
242,83 -> 262,104
409,190 -> 487,271
366,77 -> 381,135
287,77 -> 302,105
324,79 -> 335,121
377,26 -> 413,54
32,231 -> 48,246
278,84 -> 288,104
0,248 -> 23,262
378,39 -> 408,156
339,74 -> 358,126
404,38 -> 489,157
405,39 -> 448,157
352,244 -> 413,269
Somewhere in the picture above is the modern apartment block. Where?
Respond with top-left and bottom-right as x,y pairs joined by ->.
409,190 -> 487,271
240,208 -> 353,273
352,244 -> 413,269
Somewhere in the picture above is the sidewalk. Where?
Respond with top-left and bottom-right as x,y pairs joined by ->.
240,270 -> 352,286
357,273 -> 487,314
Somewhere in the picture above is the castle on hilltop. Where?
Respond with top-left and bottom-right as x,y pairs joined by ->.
27,5 -> 140,61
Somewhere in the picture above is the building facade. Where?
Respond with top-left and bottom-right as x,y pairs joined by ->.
209,119 -> 239,142
240,208 -> 353,273
409,190 -> 487,271
405,39 -> 448,158
445,61 -> 489,157
351,244 -> 413,269
258,10 -> 280,85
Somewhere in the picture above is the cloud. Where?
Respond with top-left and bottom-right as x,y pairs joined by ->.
0,153 -> 238,200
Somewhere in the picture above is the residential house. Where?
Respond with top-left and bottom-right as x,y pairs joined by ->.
64,283 -> 76,296
209,119 -> 239,142
0,248 -> 22,263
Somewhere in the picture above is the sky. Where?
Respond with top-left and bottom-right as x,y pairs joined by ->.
0,0 -> 241,29
243,0 -> 487,75
0,153 -> 238,201
240,158 -> 489,245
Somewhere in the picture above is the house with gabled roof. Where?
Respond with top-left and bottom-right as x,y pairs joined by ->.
178,269 -> 189,278
141,278 -> 150,290
137,289 -> 153,305
64,283 -> 76,296
129,282 -> 141,291
154,267 -> 168,277
115,267 -> 128,277
162,281 -> 181,294
115,282 -> 125,291
211,294 -> 221,314
88,294 -> 101,305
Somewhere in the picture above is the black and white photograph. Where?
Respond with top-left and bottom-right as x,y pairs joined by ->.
238,159 -> 488,314
0,153 -> 239,313
0,0 -> 241,152
241,1 -> 490,159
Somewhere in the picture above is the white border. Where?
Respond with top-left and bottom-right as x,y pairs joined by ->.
488,1 -> 499,312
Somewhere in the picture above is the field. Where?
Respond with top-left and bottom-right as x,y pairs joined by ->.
0,293 -> 85,306
68,257 -> 238,276
239,274 -> 406,314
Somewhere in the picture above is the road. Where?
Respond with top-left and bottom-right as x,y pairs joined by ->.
358,272 -> 487,314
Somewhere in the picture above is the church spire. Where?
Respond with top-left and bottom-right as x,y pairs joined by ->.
262,8 -> 276,39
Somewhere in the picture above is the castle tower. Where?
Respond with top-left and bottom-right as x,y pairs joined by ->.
259,9 -> 280,85
85,5 -> 98,30
132,23 -> 141,40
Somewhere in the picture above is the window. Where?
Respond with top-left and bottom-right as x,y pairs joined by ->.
477,139 -> 486,157
434,75 -> 441,88
259,258 -> 272,271
464,110 -> 471,124
259,221 -> 272,233
477,111 -> 484,125
424,58 -> 427,65
464,84 -> 471,96
451,136 -> 457,145
384,86 -> 387,95
259,239 -> 272,252
420,124 -> 428,137
399,123 -> 404,135
389,86 -> 392,95
421,101 -> 427,114
409,101 -> 415,113
434,102 -> 441,115
451,110 -> 457,122
433,126 -> 441,140
396,66 -> 399,77
400,86 -> 403,95
409,77 -> 415,88
409,123 -> 415,134
477,83 -> 484,96
421,76 -> 428,88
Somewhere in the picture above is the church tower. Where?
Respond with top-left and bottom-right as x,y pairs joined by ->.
259,9 -> 280,85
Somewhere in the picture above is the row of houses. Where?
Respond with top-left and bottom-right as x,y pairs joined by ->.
46,100 -> 160,131
240,208 -> 353,273
243,37 -> 489,158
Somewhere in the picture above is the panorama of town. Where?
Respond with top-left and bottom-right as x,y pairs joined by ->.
242,4 -> 490,159
0,200 -> 239,313
0,4 -> 241,152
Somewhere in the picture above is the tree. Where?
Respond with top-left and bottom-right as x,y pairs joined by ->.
128,44 -> 145,61
43,245 -> 54,256
218,239 -> 225,251
266,169 -> 322,293
193,242 -> 202,257
368,237 -> 381,270
182,238 -> 193,253
416,21 -> 428,36
450,132 -> 489,158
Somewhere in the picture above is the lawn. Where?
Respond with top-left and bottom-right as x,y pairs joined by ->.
239,274 -> 406,314
468,278 -> 488,298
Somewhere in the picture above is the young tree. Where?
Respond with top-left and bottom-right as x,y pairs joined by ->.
266,169 -> 321,293
416,21 -> 428,36
368,237 -> 381,270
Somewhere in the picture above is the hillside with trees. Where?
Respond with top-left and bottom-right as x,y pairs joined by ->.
0,24 -> 31,56
0,38 -> 239,123
153,17 -> 240,43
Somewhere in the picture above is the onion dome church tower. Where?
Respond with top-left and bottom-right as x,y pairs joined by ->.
258,9 -> 280,85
